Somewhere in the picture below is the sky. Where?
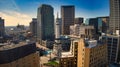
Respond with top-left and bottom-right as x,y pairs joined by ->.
0,0 -> 109,26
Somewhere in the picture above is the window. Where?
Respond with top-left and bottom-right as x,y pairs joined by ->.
74,42 -> 78,48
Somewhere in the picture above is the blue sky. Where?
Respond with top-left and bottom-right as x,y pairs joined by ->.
0,0 -> 109,26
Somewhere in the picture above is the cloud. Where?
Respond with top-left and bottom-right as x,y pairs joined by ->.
0,11 -> 32,26
0,0 -> 32,26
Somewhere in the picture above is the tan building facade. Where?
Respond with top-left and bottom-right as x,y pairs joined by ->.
59,38 -> 108,67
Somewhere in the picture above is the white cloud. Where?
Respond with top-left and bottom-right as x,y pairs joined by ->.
0,11 -> 32,26
0,0 -> 32,26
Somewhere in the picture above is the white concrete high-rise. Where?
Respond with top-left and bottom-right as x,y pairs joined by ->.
109,0 -> 120,34
55,12 -> 61,39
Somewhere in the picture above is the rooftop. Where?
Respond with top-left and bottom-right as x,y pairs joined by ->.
84,38 -> 104,48
103,34 -> 120,38
61,51 -> 74,58
0,42 -> 35,51
61,5 -> 74,7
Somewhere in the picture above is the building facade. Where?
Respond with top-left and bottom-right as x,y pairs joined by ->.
53,36 -> 71,52
98,16 -> 109,33
97,17 -> 109,33
70,24 -> 95,39
0,42 -> 40,67
59,38 -> 108,67
109,0 -> 120,34
61,6 -> 75,35
102,34 -> 120,64
75,39 -> 107,67
30,18 -> 37,36
70,24 -> 80,36
83,39 -> 108,67
88,17 -> 109,34
37,4 -> 54,44
55,13 -> 61,39
0,17 -> 5,37
74,17 -> 84,25
89,18 -> 99,34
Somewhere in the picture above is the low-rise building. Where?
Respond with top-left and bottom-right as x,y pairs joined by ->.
0,42 -> 40,67
70,24 -> 95,39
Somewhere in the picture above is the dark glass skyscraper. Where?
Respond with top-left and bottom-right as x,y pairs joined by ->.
37,4 -> 54,43
61,6 -> 75,35
109,0 -> 120,34
89,18 -> 98,33
0,17 -> 5,37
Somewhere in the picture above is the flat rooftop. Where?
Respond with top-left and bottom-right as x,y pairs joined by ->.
61,51 -> 74,58
84,39 -> 104,48
0,42 -> 34,51
106,34 -> 120,37
86,40 -> 97,48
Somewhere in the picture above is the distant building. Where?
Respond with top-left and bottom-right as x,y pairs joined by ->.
0,17 -> 5,37
88,17 -> 109,34
61,5 -> 75,35
89,18 -> 99,33
0,42 -> 40,67
53,35 -> 71,53
109,0 -> 120,34
59,38 -> 108,67
55,13 -> 61,39
16,24 -> 25,30
30,18 -> 37,36
98,16 -> 109,33
37,4 -> 54,44
79,24 -> 95,38
70,24 -> 95,39
102,34 -> 120,64
85,18 -> 89,25
74,17 -> 83,25
70,24 -> 80,36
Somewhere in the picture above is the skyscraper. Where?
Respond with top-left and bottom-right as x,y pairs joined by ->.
37,4 -> 54,43
88,17 -> 108,34
61,6 -> 75,35
30,18 -> 37,36
109,0 -> 120,34
98,16 -> 109,33
0,17 -> 5,37
89,18 -> 98,33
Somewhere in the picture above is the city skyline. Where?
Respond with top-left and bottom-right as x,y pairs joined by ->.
0,0 -> 109,26
0,0 -> 120,67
